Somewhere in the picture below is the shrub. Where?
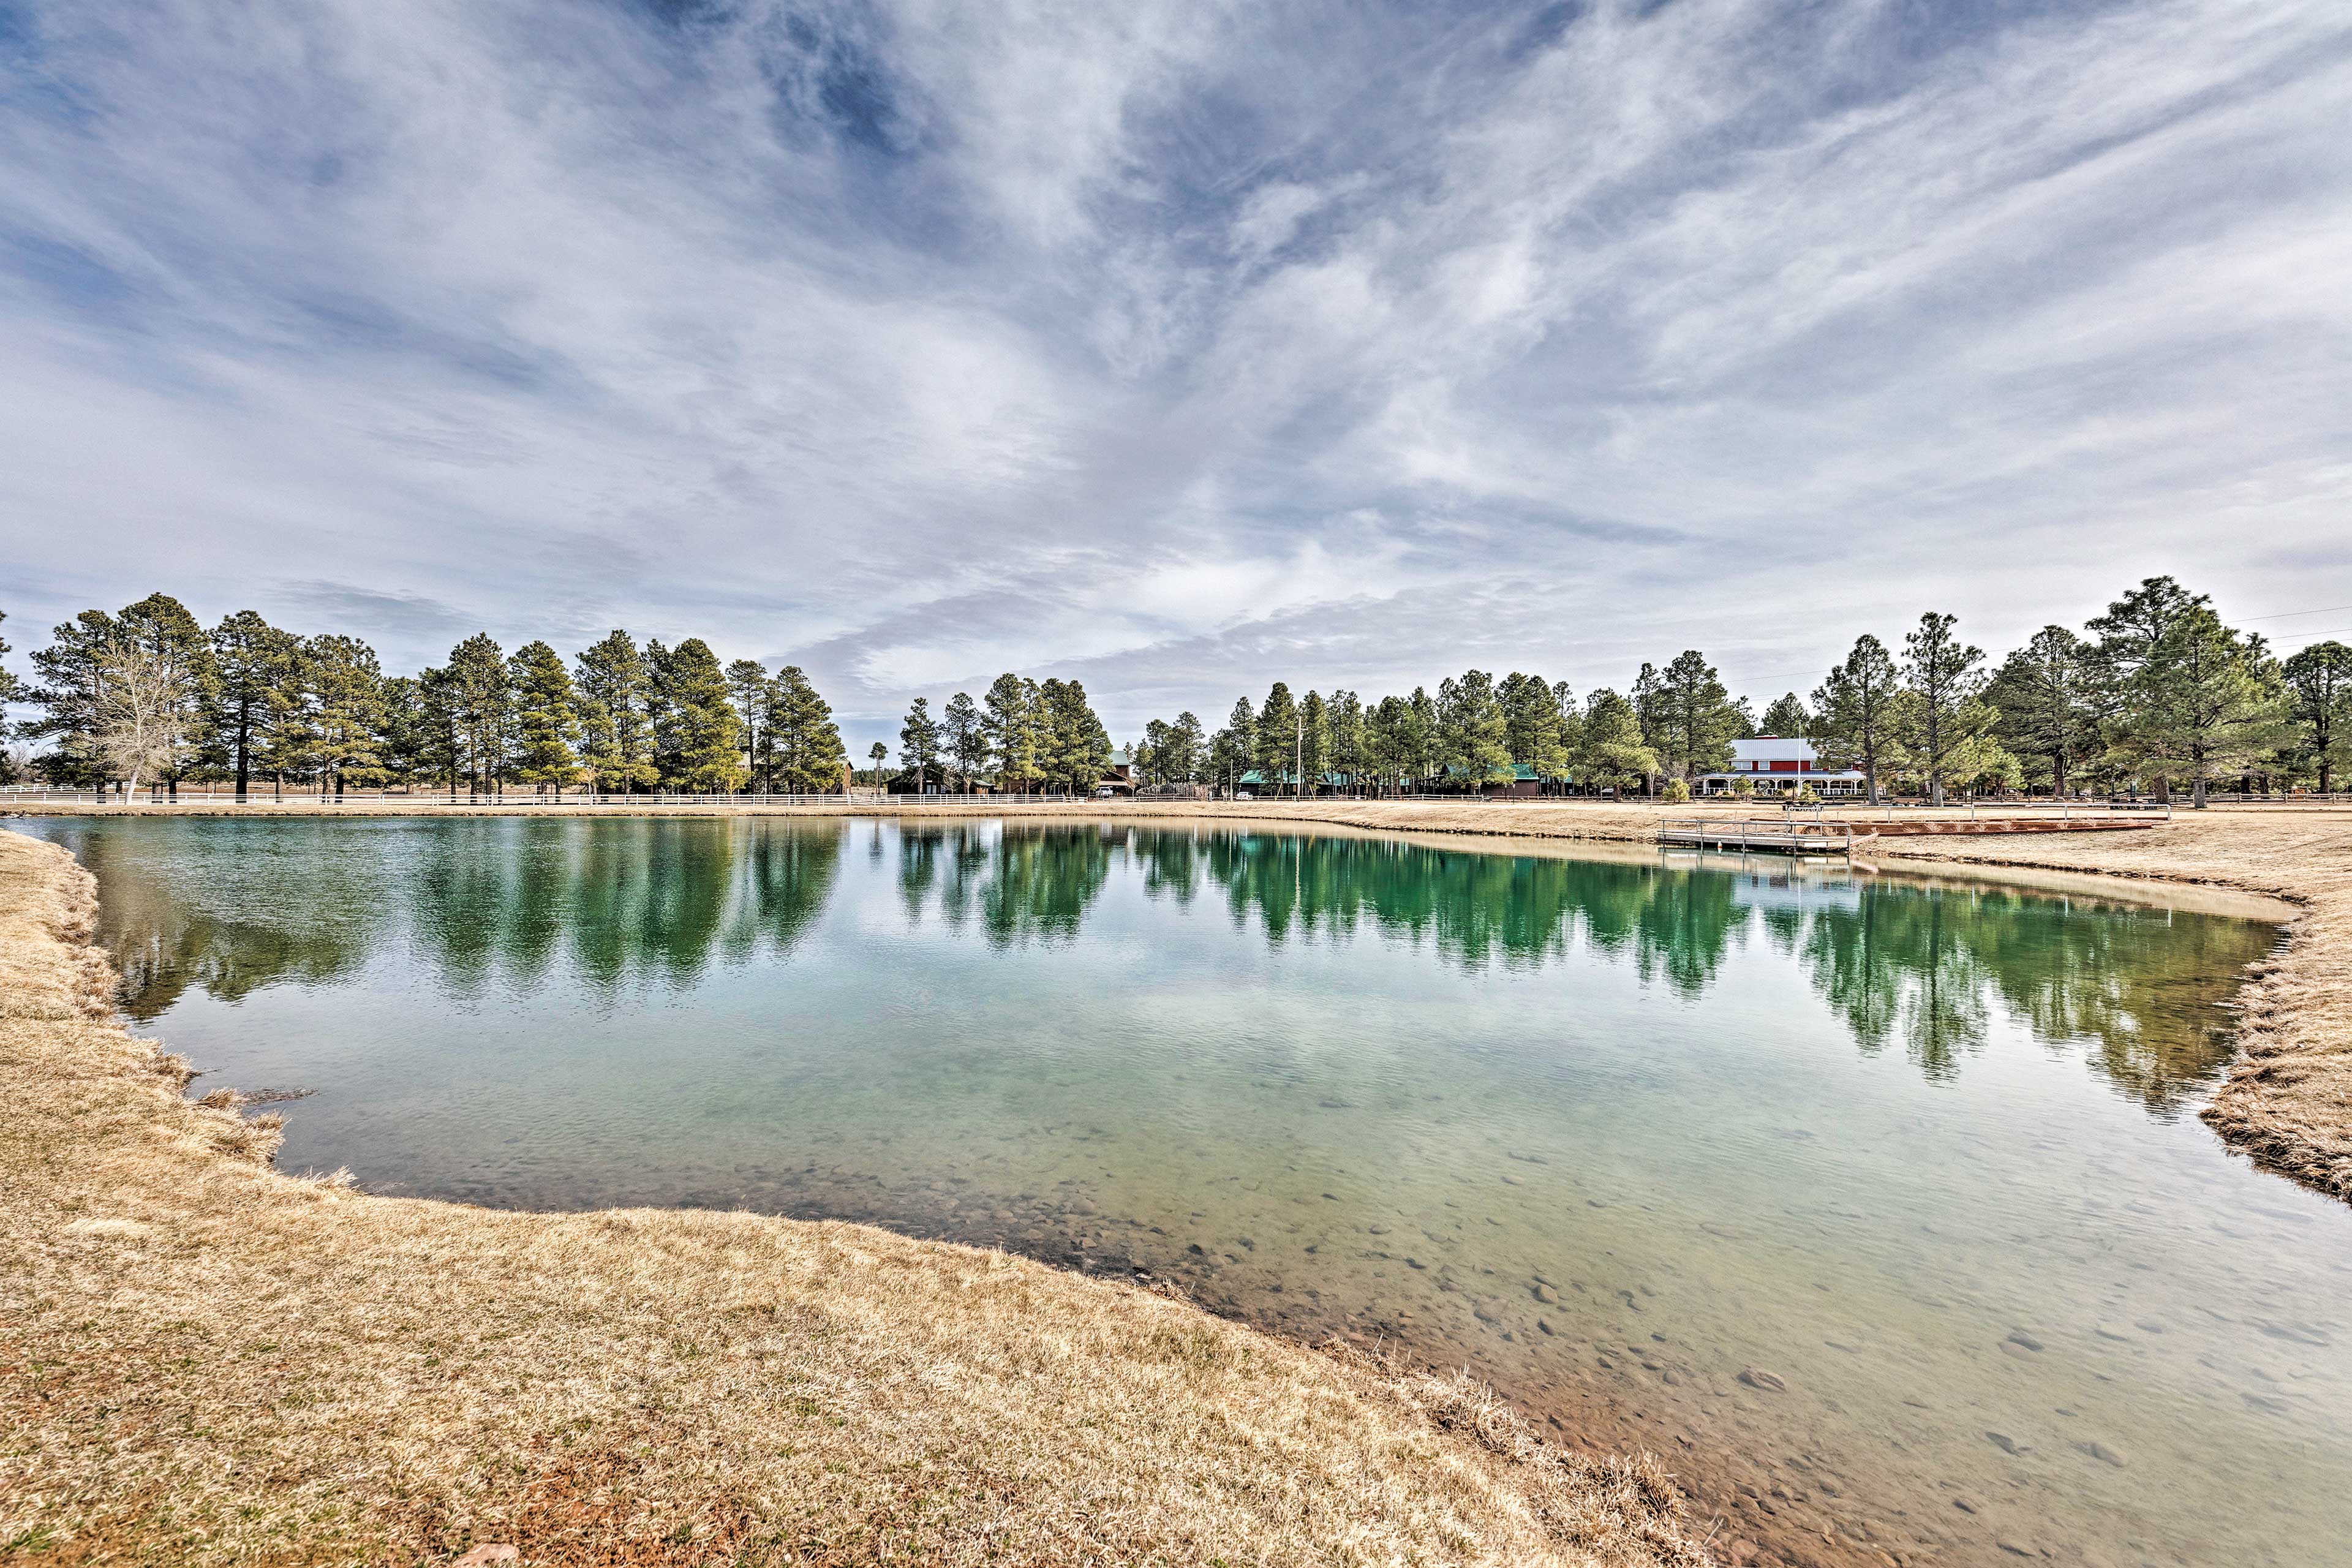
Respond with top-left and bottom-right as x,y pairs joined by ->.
1660,778 -> 1691,804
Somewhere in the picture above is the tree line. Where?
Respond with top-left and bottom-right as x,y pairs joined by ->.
4,573 -> 2347,805
1058,576 -> 2339,807
0,597 -> 852,797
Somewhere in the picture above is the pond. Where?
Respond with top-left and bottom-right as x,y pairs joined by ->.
17,814 -> 2350,1568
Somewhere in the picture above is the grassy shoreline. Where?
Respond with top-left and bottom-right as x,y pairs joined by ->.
0,827 -> 1705,1567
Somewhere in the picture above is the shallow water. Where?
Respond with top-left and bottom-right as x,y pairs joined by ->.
19,814 -> 2350,1568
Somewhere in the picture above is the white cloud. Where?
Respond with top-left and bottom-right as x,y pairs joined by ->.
0,0 -> 2347,750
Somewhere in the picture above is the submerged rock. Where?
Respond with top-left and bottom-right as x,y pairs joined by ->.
1738,1366 -> 1787,1392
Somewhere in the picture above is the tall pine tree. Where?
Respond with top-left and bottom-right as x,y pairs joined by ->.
575,630 -> 657,794
650,638 -> 744,791
507,640 -> 580,792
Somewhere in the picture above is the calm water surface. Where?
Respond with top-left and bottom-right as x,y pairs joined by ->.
20,815 -> 2351,1568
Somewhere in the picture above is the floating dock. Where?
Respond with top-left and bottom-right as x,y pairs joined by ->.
1659,818 -> 1875,854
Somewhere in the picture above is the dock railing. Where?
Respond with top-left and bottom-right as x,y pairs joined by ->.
1659,816 -> 1871,854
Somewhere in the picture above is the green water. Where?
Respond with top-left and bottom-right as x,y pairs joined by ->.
18,815 -> 2349,1568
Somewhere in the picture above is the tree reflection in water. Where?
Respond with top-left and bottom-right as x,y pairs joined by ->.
53,817 -> 2270,1112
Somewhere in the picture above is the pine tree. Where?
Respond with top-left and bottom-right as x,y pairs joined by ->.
1213,697 -> 1256,793
306,635 -> 390,795
26,610 -> 116,790
204,611 -> 299,799
1038,679 -> 1109,793
28,595 -> 211,795
943,691 -> 986,791
254,636 -> 315,797
375,674 -> 434,787
1755,692 -> 1812,739
2087,576 -> 2202,799
2282,641 -> 2352,794
1396,688 -> 1436,786
1577,688 -> 1658,793
2149,609 -> 2278,807
1322,693 -> 1362,793
1626,663 -> 1667,796
1298,690 -> 1330,793
1363,695 -> 1408,793
1500,671 -> 1572,780
413,666 -> 463,796
1435,671 -> 1512,787
983,673 -> 1039,788
1255,682 -> 1299,794
1552,680 -> 1585,768
1812,634 -> 1901,805
0,609 -> 21,714
507,640 -> 580,792
1983,627 -> 2097,797
899,696 -> 942,792
1653,651 -> 1743,782
445,633 -> 510,795
650,637 -> 744,791
2090,578 -> 2277,805
770,665 -> 847,793
1899,612 -> 1990,806
575,630 -> 657,794
726,660 -> 775,792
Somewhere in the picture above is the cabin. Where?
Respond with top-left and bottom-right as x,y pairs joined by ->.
1697,737 -> 1866,797
1418,763 -> 1562,798
885,771 -> 992,796
1230,769 -> 1362,797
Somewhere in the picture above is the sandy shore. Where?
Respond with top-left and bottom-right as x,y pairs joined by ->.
0,826 -> 1705,1566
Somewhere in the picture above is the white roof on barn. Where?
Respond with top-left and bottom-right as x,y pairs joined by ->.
1732,736 -> 1817,764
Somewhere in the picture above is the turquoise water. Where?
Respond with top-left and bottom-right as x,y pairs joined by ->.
18,814 -> 2349,1568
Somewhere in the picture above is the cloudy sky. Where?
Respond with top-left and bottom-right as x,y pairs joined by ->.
3,0 -> 2350,747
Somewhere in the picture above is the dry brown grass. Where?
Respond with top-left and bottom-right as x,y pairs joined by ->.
0,829 -> 1705,1568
